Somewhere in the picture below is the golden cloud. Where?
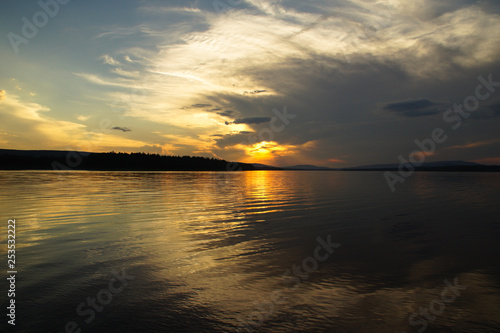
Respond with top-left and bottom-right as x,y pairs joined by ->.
0,93 -> 152,152
328,158 -> 348,164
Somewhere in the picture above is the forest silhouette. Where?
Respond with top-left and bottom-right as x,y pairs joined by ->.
0,150 -> 258,171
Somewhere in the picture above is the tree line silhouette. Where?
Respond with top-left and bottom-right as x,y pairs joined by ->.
0,151 -> 257,171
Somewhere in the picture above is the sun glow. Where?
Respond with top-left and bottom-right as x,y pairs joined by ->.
242,141 -> 296,164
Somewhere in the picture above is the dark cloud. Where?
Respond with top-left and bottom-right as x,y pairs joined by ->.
236,117 -> 271,124
214,132 -> 253,149
111,126 -> 132,132
226,117 -> 271,125
204,106 -> 233,117
382,98 -> 443,117
417,0 -> 492,20
217,110 -> 233,118
184,103 -> 212,109
244,90 -> 267,95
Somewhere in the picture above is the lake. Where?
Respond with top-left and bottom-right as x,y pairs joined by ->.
1,170 -> 500,332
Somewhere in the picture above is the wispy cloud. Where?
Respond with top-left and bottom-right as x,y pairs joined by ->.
244,90 -> 268,95
112,127 -> 132,132
473,157 -> 500,165
447,140 -> 500,150
382,98 -> 444,117
73,73 -> 137,88
76,115 -> 90,122
328,158 -> 348,164
226,117 -> 272,125
101,54 -> 120,66
187,104 -> 212,109
0,92 -> 87,148
0,93 -> 149,152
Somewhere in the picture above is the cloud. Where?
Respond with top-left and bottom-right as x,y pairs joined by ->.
133,145 -> 164,154
0,90 -> 6,101
244,90 -> 268,95
473,157 -> 500,165
101,54 -> 120,66
0,93 -> 88,148
111,127 -> 132,132
446,140 -> 499,150
189,103 -> 212,109
227,117 -> 272,125
95,24 -> 163,40
382,98 -> 443,117
0,93 -> 150,152
112,68 -> 140,78
76,115 -> 90,122
213,132 -> 257,149
74,72 -> 137,88
328,158 -> 347,164
217,110 -> 233,118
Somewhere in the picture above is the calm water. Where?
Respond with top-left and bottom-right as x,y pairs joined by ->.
1,171 -> 500,332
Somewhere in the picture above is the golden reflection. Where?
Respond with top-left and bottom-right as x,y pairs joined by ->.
245,170 -> 274,198
241,171 -> 298,215
3,171 -> 500,332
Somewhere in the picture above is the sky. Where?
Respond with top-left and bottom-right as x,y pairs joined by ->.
1,0 -> 500,167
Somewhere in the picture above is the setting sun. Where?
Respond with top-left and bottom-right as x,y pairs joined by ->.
242,141 -> 296,164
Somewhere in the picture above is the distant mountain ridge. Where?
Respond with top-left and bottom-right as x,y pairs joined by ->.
284,165 -> 336,170
344,160 -> 483,170
342,160 -> 500,172
283,161 -> 499,171
250,163 -> 282,170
